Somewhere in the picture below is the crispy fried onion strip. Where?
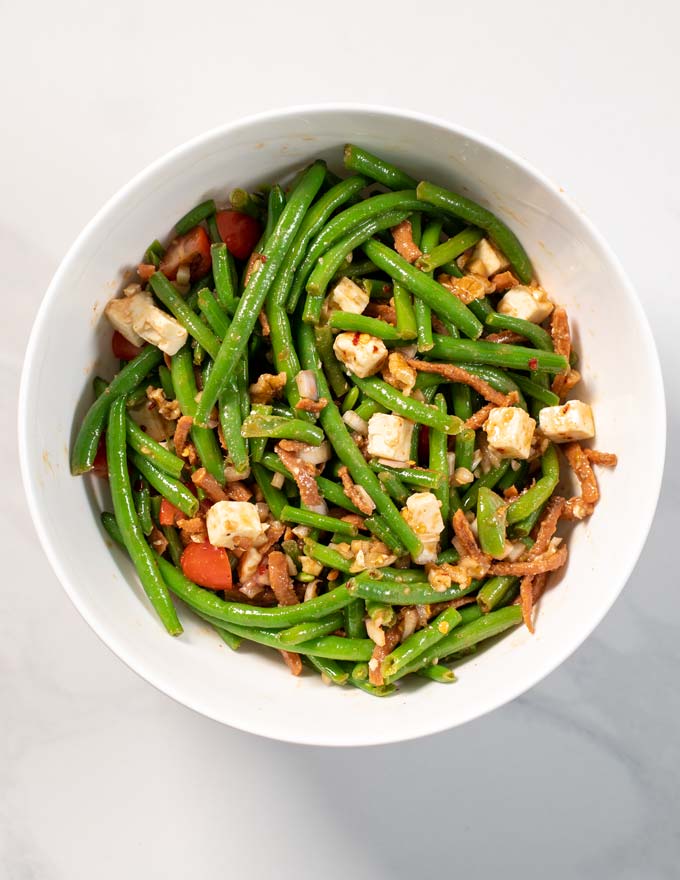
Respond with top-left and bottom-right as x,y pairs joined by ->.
562,442 -> 599,520
338,465 -> 375,515
527,496 -> 565,559
369,623 -> 402,686
584,449 -> 618,467
490,543 -> 567,576
267,550 -> 299,607
191,467 -> 228,502
275,441 -> 324,510
278,650 -> 303,676
549,307 -> 571,397
391,219 -> 422,263
407,359 -> 512,406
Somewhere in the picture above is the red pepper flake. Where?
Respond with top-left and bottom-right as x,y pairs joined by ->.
352,332 -> 361,345
528,357 -> 538,370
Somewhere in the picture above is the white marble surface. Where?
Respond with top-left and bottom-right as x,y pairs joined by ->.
2,1 -> 678,877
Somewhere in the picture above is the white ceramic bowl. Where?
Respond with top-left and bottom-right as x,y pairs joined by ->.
19,105 -> 665,746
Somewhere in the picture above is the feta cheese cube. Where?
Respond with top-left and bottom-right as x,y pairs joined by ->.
538,400 -> 595,443
333,332 -> 388,378
129,291 -> 188,356
328,277 -> 369,314
104,296 -> 144,347
367,413 -> 414,462
497,285 -> 554,324
484,406 -> 536,459
206,501 -> 267,550
401,491 -> 445,564
468,238 -> 509,277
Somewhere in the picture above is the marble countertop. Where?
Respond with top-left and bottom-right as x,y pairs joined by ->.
2,1 -> 678,877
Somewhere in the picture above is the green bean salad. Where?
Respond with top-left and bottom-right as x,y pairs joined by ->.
72,144 -> 616,695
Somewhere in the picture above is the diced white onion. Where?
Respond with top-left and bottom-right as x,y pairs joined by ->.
271,471 -> 285,490
307,501 -> 329,516
297,442 -> 331,465
176,264 -> 191,286
295,370 -> 319,401
224,465 -> 251,483
342,411 -> 368,435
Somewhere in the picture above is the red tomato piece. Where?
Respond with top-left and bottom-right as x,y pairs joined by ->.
181,542 -> 233,591
137,263 -> 156,280
215,210 -> 261,260
160,226 -> 211,281
92,437 -> 108,478
159,498 -> 183,526
111,330 -> 142,361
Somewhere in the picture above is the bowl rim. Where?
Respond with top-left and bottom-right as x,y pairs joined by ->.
18,103 -> 667,746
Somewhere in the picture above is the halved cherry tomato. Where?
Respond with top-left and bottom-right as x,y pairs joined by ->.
160,226 -> 211,281
111,330 -> 142,361
159,497 -> 183,526
180,542 -> 233,591
137,263 -> 156,281
92,437 -> 108,478
215,210 -> 261,260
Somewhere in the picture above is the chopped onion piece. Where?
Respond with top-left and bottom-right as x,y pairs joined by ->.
297,442 -> 331,465
295,370 -> 319,401
342,411 -> 368,435
271,471 -> 285,490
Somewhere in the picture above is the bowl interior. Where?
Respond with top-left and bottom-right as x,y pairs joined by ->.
20,107 -> 664,745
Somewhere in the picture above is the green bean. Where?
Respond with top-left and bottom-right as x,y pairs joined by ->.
175,199 -> 216,235
251,462 -> 286,520
348,576 -> 480,605
210,243 -> 238,314
382,606 -> 462,679
461,461 -> 511,511
506,443 -> 559,524
497,460 -> 528,492
377,469 -> 410,504
476,487 -> 507,557
389,606 -> 522,681
477,576 -> 519,613
71,345 -> 163,474
485,312 -> 553,351
214,626 -> 242,651
392,281 -> 418,340
197,288 -> 229,339
261,184 -> 287,247
144,239 -> 164,267
370,461 -> 441,489
206,214 -> 222,244
414,219 -> 442,352
313,325 -> 348,397
290,190 -> 431,308
219,381 -> 249,474
154,362 -> 173,399
307,655 -> 349,685
416,181 -> 533,284
436,547 -> 460,564
171,347 -> 225,483
349,667 -> 396,697
354,397 -> 387,422
303,539 -> 353,573
365,600 -> 396,627
298,323 -> 422,558
283,176 -> 368,312
229,188 -> 265,219
105,400 -> 182,635
453,428 -> 475,486
345,598 -> 367,639
341,386 -> 360,413
416,227 -> 484,274
280,505 -> 358,536
278,613 -> 345,646
362,239 -> 482,340
364,516 -> 407,555
162,523 -> 183,566
304,209 -> 409,315
430,335 -> 567,373
507,371 -> 561,406
333,258 -> 379,281
241,413 -> 324,446
509,502 -> 545,538
366,567 -> 428,582
343,144 -> 417,190
195,162 -> 326,426
144,272 -> 220,358
457,364 -> 525,403
417,665 -> 456,683
266,291 -> 310,419
133,478 -> 153,536
217,622 -> 374,660
328,312 -> 401,340
129,450 -> 198,517
351,376 -> 462,434
429,393 -> 451,538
